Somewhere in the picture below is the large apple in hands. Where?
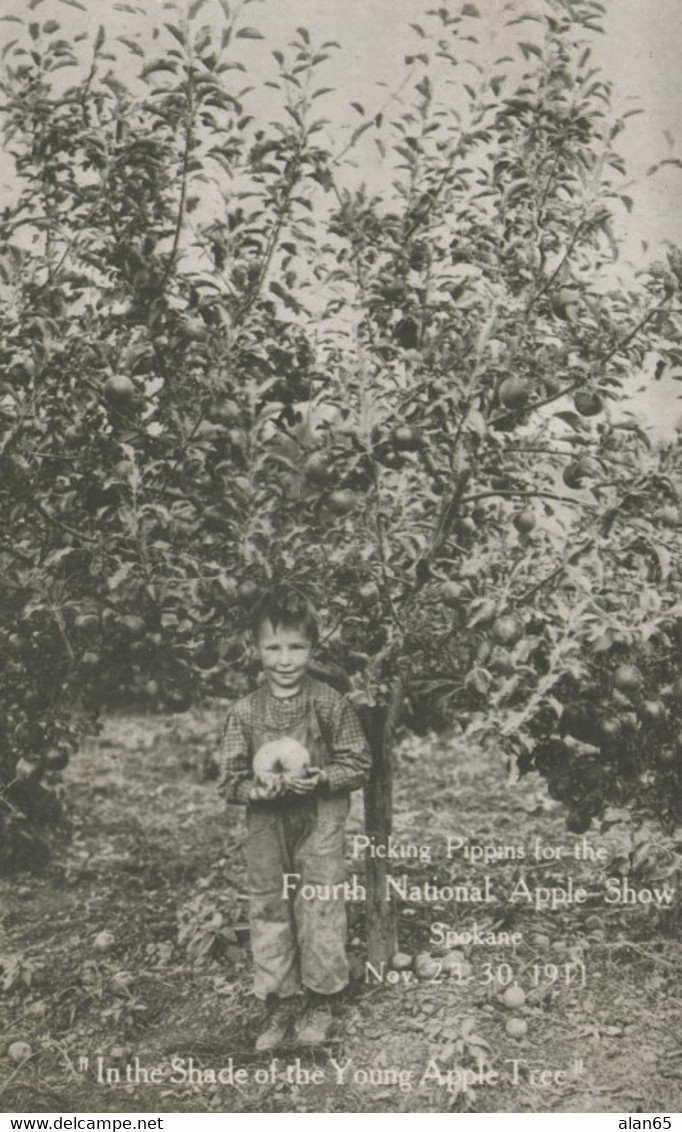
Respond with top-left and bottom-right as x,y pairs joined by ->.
253,737 -> 311,777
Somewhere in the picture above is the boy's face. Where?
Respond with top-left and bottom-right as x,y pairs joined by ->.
255,619 -> 313,697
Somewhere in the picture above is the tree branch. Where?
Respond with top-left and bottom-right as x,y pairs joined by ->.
159,79 -> 195,293
516,538 -> 596,606
460,489 -> 595,509
29,498 -> 97,545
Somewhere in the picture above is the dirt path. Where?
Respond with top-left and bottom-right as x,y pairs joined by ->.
1,708 -> 680,1113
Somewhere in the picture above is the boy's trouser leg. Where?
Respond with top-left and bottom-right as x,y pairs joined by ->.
246,806 -> 303,1000
294,795 -> 350,996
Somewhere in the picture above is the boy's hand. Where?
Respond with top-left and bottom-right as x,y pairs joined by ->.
282,767 -> 329,795
250,772 -> 285,801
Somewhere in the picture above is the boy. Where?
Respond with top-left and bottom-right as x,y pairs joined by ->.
218,585 -> 371,1051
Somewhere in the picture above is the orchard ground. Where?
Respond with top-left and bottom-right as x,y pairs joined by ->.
0,707 -> 680,1115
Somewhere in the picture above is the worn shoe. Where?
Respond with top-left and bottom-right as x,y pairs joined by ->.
255,999 -> 297,1052
293,999 -> 333,1045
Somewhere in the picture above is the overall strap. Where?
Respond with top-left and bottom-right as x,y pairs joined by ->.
307,691 -> 334,767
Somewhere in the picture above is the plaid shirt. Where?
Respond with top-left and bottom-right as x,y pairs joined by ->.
218,676 -> 371,805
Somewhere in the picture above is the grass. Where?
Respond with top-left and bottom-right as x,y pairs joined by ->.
0,706 -> 680,1113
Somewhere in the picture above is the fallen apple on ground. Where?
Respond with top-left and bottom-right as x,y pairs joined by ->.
501,984 -> 526,1009
93,930 -> 115,952
505,1017 -> 528,1038
8,1041 -> 32,1063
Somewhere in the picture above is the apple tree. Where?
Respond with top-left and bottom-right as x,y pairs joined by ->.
0,0 -> 297,856
0,0 -> 380,861
193,0 -> 682,956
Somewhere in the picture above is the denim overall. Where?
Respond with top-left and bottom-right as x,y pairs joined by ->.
246,686 -> 350,1000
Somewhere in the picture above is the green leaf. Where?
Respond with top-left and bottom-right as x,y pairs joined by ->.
518,41 -> 542,60
506,12 -> 543,25
349,121 -> 372,147
141,59 -> 178,78
553,411 -> 586,432
101,73 -> 129,95
46,56 -> 76,70
117,36 -> 144,57
646,157 -> 682,176
652,543 -> 672,582
236,26 -> 264,39
164,23 -> 186,47
189,0 -> 209,18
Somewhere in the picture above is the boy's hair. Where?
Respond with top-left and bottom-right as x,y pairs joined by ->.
251,585 -> 319,646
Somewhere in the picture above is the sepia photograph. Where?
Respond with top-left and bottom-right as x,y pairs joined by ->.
0,0 -> 680,1117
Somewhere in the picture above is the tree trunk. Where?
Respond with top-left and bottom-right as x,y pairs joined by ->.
361,677 -> 405,966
